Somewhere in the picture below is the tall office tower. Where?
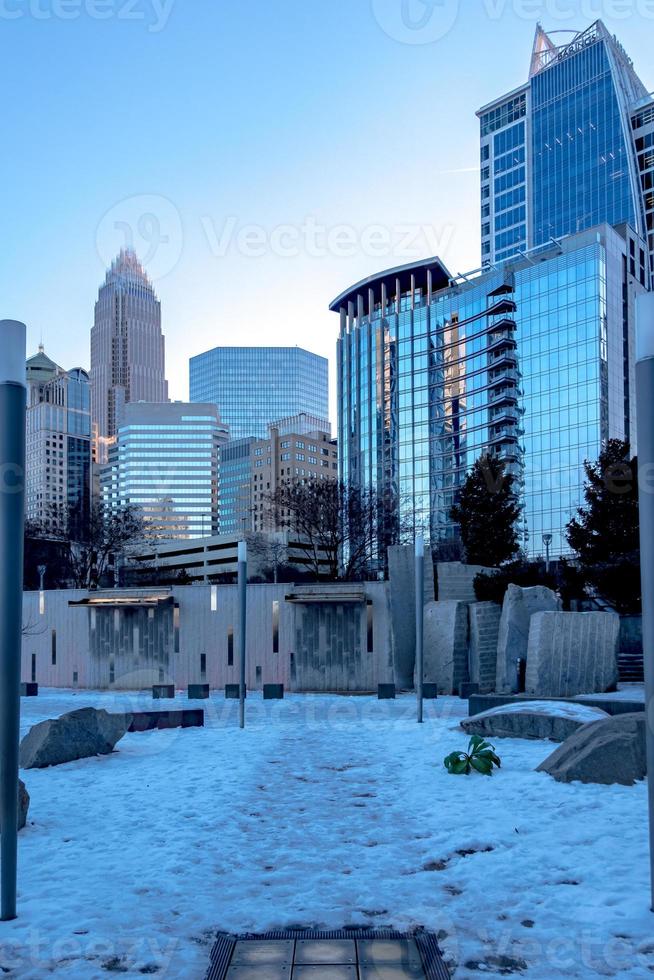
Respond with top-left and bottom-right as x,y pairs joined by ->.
334,224 -> 646,566
25,346 -> 91,540
101,402 -> 228,540
219,414 -> 337,534
90,250 -> 168,464
478,21 -> 652,275
189,347 -> 329,440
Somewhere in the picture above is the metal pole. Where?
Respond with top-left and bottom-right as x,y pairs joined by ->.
636,294 -> 654,912
415,534 -> 424,724
543,534 -> 552,574
238,540 -> 247,730
0,320 -> 26,921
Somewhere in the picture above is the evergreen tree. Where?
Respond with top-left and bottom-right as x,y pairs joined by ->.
566,439 -> 640,612
450,455 -> 520,567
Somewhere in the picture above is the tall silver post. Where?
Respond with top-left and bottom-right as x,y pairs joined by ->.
415,534 -> 424,724
636,294 -> 654,912
238,540 -> 247,730
0,320 -> 26,921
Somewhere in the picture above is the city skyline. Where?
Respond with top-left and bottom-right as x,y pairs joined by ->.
5,7 -> 654,424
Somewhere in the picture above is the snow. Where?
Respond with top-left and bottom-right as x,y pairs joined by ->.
470,701 -> 609,723
2,689 -> 652,979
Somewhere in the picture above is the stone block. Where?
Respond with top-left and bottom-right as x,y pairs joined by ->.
152,684 -> 175,699
537,713 -> 646,785
462,700 -> 608,742
377,684 -> 396,700
187,683 -> 210,699
422,600 -> 469,695
128,710 -> 204,731
263,684 -> 284,700
20,708 -> 131,769
437,561 -> 494,602
459,682 -> 480,699
496,585 -> 561,693
525,611 -> 619,697
422,683 -> 438,700
388,544 -> 434,688
468,602 -> 501,693
20,682 -> 38,697
225,684 -> 244,699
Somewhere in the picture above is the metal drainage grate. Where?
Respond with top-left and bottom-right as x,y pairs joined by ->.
206,929 -> 450,979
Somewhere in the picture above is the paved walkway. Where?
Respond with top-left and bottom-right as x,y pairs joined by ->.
207,931 -> 449,979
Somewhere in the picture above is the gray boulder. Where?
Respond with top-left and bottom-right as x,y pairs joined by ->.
20,708 -> 132,770
0,780 -> 30,832
496,584 -> 561,693
537,713 -> 646,785
462,700 -> 608,742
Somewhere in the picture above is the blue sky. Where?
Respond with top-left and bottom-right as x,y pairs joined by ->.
2,1 -> 653,421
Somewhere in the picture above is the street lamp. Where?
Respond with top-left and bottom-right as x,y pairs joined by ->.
636,292 -> 654,911
542,534 -> 553,574
38,565 -> 46,616
0,320 -> 26,921
415,534 -> 424,724
238,540 -> 247,730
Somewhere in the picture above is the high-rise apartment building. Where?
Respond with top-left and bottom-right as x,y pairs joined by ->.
91,250 -> 168,464
333,224 -> 646,564
189,346 -> 329,440
101,402 -> 228,540
219,414 -> 337,534
478,21 -> 652,276
25,346 -> 91,540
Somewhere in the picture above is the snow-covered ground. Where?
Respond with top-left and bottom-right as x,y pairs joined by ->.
1,688 -> 651,979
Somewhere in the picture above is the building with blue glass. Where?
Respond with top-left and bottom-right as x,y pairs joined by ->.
333,223 -> 646,564
101,402 -> 229,540
478,21 -> 653,278
189,346 -> 329,440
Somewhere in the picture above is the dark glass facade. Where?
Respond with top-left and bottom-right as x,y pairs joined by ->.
189,347 -> 329,440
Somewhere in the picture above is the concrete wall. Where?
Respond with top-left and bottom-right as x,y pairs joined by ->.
525,611 -> 620,698
619,615 -> 642,655
437,562 -> 493,602
468,602 -> 501,694
21,582 -> 396,693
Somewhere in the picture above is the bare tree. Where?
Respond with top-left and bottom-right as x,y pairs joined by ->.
268,479 -> 404,581
247,535 -> 289,583
67,502 -> 147,590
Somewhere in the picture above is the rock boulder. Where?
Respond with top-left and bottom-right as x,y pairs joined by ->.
20,708 -> 132,770
0,780 -> 30,832
461,700 -> 608,742
536,713 -> 646,785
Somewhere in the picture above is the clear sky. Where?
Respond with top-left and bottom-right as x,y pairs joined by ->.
3,1 -> 654,423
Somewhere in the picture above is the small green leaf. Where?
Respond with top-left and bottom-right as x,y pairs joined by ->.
470,755 -> 493,775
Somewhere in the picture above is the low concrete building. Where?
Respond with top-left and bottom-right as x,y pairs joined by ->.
126,531 -> 332,583
21,582 -> 396,693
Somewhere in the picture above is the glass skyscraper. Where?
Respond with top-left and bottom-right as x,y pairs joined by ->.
189,346 -> 329,440
478,21 -> 653,278
91,250 -> 168,464
101,402 -> 228,540
334,224 -> 646,564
